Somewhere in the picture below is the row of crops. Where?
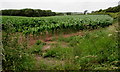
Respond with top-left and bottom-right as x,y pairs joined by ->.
2,15 -> 113,35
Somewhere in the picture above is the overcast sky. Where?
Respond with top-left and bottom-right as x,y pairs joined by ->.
0,0 -> 119,12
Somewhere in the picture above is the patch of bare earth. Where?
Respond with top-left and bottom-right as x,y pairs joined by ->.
63,31 -> 84,38
27,31 -> 84,45
42,45 -> 51,51
41,31 -> 84,51
18,31 -> 84,68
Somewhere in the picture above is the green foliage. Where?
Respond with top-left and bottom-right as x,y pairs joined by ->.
66,26 -> 118,69
2,23 -> 35,71
89,12 -> 120,19
28,45 -> 43,55
1,15 -> 118,70
35,40 -> 42,45
105,5 -> 120,13
51,23 -> 118,70
92,5 -> 120,13
90,5 -> 120,19
107,12 -> 119,19
43,46 -> 74,60
43,49 -> 58,58
2,9 -> 56,17
38,25 -> 119,70
2,15 -> 113,35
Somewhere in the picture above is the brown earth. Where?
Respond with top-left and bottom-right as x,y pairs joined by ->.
28,31 -> 84,45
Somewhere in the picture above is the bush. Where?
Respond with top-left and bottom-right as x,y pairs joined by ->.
2,23 -> 35,71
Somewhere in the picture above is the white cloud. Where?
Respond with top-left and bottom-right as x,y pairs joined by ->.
1,0 -> 119,2
0,0 -> 119,12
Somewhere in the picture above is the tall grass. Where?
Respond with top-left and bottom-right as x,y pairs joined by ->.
2,23 -> 35,71
43,23 -> 119,70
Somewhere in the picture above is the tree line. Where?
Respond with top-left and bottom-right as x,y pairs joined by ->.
92,5 -> 120,13
1,8 -> 56,17
90,5 -> 120,19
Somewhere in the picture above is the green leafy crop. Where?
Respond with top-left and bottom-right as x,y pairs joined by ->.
2,15 -> 113,35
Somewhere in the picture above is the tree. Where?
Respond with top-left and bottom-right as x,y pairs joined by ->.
84,10 -> 88,15
2,9 -> 56,17
66,12 -> 72,15
98,9 -> 102,12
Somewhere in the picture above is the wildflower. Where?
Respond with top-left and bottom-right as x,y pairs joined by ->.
108,34 -> 112,37
75,56 -> 79,59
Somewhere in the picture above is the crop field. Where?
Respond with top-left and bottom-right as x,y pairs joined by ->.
1,15 -> 119,71
2,15 -> 113,35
